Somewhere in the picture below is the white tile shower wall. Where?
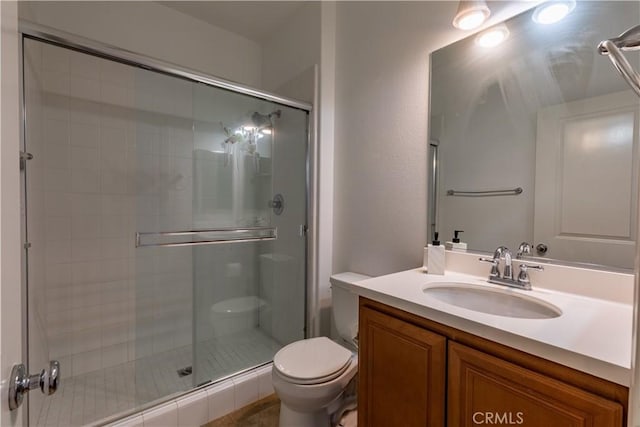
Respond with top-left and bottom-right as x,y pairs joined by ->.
25,39 -> 195,377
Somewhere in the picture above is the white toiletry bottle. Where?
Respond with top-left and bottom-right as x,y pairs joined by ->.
422,246 -> 429,272
445,230 -> 467,251
427,232 -> 445,275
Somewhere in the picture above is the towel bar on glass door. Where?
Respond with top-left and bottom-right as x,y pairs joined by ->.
446,187 -> 523,197
135,226 -> 277,248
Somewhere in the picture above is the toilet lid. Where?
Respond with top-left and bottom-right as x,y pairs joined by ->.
273,337 -> 353,383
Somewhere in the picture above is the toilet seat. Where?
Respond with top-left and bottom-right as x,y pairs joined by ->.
275,358 -> 353,385
274,337 -> 354,385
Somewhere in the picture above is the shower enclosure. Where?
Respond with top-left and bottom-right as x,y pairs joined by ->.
20,29 -> 309,426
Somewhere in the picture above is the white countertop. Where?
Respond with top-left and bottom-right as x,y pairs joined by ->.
335,268 -> 633,386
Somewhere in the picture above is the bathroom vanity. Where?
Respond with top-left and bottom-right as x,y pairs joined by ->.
359,298 -> 626,427
334,258 -> 633,427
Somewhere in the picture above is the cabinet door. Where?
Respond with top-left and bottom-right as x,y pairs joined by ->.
359,306 -> 446,427
448,342 -> 623,427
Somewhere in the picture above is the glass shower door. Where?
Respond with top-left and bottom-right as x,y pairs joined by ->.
190,84 -> 308,386
22,34 -> 308,426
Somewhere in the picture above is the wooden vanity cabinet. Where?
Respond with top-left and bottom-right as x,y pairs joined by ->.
358,304 -> 446,427
358,298 -> 628,427
449,342 -> 623,427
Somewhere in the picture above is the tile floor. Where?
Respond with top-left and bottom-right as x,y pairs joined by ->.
34,329 -> 280,426
204,394 -> 280,427
204,395 -> 358,427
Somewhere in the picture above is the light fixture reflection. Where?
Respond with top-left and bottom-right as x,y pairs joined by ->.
475,24 -> 510,48
261,128 -> 272,135
453,0 -> 491,30
533,0 -> 576,25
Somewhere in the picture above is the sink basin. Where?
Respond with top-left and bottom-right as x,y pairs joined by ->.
423,283 -> 562,319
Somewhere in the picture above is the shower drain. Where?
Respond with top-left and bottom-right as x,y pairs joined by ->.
177,366 -> 192,377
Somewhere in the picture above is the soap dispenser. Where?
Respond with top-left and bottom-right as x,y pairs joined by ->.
445,230 -> 467,251
427,232 -> 445,275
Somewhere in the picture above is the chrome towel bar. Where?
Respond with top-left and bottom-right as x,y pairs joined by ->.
598,24 -> 640,97
446,187 -> 523,197
135,226 -> 277,248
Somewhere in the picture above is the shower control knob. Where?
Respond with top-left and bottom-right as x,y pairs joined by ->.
269,194 -> 285,215
268,199 -> 282,209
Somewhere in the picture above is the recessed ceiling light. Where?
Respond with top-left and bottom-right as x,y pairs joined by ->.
533,0 -> 576,25
453,0 -> 491,31
475,24 -> 510,48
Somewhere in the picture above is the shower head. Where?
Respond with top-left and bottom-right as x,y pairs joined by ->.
251,110 -> 281,128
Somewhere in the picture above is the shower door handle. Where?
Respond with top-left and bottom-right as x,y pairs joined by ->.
9,360 -> 60,410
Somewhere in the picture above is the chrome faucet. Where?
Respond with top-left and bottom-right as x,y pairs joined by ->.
493,246 -> 508,260
479,245 -> 543,290
486,246 -> 513,280
502,248 -> 513,280
516,242 -> 532,259
479,246 -> 507,279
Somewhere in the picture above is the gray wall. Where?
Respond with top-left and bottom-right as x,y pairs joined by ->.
331,1 -> 537,277
332,2 -> 458,276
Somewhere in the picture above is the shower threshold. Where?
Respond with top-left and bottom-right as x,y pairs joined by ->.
35,328 -> 280,427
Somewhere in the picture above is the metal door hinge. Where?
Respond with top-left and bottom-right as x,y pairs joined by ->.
24,242 -> 31,249
299,224 -> 308,237
20,152 -> 33,170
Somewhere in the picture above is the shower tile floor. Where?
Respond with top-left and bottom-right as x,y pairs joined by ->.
34,329 -> 280,427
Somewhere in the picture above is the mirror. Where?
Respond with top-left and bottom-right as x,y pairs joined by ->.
429,1 -> 640,270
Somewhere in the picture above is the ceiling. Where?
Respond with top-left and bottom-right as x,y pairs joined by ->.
159,1 -> 538,47
159,1 -> 307,42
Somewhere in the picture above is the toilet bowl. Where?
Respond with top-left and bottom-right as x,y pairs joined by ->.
271,272 -> 370,427
209,295 -> 266,337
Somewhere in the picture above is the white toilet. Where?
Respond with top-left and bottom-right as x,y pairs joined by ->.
272,272 -> 370,427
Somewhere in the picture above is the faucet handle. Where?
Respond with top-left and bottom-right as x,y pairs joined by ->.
479,257 -> 500,278
517,263 -> 544,286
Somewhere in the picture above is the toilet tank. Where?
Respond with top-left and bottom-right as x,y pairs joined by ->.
330,272 -> 371,347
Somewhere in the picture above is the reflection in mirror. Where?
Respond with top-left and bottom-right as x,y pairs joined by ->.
429,1 -> 640,269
